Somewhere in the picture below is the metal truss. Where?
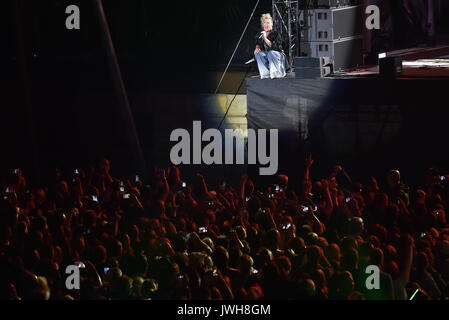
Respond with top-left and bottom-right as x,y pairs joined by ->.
272,0 -> 300,70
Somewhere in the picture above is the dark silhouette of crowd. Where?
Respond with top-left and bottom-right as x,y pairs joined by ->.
1,156 -> 449,300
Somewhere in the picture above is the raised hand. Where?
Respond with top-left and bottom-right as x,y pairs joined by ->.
196,173 -> 204,180
305,154 -> 314,169
321,179 -> 330,191
333,165 -> 343,173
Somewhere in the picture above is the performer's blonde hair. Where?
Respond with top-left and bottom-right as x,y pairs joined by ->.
261,13 -> 273,26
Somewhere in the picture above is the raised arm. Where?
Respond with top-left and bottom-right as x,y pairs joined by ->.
302,154 -> 314,198
196,173 -> 209,196
155,168 -> 170,202
399,234 -> 414,289
240,174 -> 248,201
320,179 -> 334,222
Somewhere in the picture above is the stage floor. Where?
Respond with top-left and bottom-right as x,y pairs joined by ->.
336,58 -> 449,78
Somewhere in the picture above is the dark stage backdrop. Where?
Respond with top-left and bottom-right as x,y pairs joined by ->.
246,77 -> 449,187
2,0 -> 272,69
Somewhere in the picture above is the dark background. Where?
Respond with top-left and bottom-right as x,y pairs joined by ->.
0,0 -> 271,181
2,0 -> 449,187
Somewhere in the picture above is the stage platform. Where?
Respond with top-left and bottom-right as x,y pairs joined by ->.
245,63 -> 449,182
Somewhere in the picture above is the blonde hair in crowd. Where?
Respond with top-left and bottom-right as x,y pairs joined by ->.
261,13 -> 273,26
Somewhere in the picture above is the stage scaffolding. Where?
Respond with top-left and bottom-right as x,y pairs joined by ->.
272,0 -> 300,69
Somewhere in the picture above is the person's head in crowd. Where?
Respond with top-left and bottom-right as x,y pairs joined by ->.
148,257 -> 180,294
383,244 -> 398,263
298,278 -> 316,299
358,240 -> 373,263
305,232 -> 319,246
202,237 -> 214,251
280,220 -> 296,247
104,267 -> 122,287
367,235 -> 381,248
265,229 -> 281,252
156,238 -> 175,257
348,217 -> 364,239
212,246 -> 229,272
276,256 -> 291,277
340,236 -> 358,254
88,245 -> 107,270
214,235 -> 229,251
131,252 -> 149,277
337,271 -> 356,299
370,247 -> 385,271
326,243 -> 341,269
17,271 -> 51,300
312,181 -> 323,196
118,232 -> 133,254
363,177 -> 380,203
112,276 -> 132,300
384,260 -> 400,280
413,189 -> 427,207
234,226 -> 247,241
256,248 -> 274,269
141,279 -> 158,300
276,174 -> 289,191
368,224 -> 388,245
247,285 -> 264,300
312,268 -> 328,299
34,188 -> 46,208
415,251 -> 429,273
290,237 -> 307,255
316,237 -> 329,250
341,247 -> 359,272
298,225 -> 313,239
307,245 -> 325,267
35,276 -> 51,300
246,227 -> 260,252
228,246 -> 243,269
131,276 -> 144,298
386,170 -> 401,188
238,254 -> 254,276
108,239 -> 123,260
366,177 -> 380,192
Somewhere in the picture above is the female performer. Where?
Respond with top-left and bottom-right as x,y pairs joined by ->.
254,13 -> 287,79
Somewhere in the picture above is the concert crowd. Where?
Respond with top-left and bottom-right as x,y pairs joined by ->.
1,156 -> 449,300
